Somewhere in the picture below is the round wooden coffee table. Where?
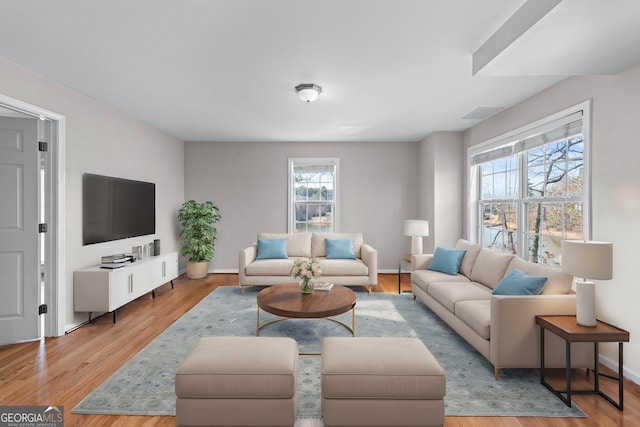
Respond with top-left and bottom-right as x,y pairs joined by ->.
256,283 -> 356,337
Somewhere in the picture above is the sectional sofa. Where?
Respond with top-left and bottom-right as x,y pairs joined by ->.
411,239 -> 591,379
239,232 -> 378,293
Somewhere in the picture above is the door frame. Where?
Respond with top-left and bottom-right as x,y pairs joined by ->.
0,93 -> 66,337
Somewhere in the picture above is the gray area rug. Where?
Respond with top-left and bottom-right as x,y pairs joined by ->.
73,286 -> 586,419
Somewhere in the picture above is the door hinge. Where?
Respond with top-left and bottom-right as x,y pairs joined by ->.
39,304 -> 48,315
39,223 -> 48,233
38,141 -> 48,152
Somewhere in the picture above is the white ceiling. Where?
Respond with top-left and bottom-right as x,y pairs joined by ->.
1,0 -> 639,143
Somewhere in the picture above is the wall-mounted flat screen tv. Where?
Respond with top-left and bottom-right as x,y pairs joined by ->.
83,173 -> 156,245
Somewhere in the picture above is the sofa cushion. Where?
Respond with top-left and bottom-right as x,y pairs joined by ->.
411,269 -> 470,293
506,257 -> 573,295
245,258 -> 295,276
318,258 -> 368,276
455,239 -> 482,278
455,300 -> 490,340
321,337 -> 445,400
492,268 -> 547,295
175,337 -> 298,399
469,249 -> 515,289
258,232 -> 311,258
312,233 -> 363,258
256,238 -> 288,260
428,247 -> 466,276
427,282 -> 492,313
326,238 -> 356,259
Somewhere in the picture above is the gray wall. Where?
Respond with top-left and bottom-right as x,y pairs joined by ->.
463,64 -> 640,384
184,141 -> 420,271
0,57 -> 185,331
418,131 -> 464,253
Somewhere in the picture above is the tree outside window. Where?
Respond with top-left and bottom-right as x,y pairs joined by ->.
525,135 -> 583,264
479,155 -> 518,254
478,135 -> 584,265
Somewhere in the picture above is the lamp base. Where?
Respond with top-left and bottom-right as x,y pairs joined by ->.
576,280 -> 596,327
410,236 -> 423,255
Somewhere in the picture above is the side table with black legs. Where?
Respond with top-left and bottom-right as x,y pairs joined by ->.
535,315 -> 630,410
398,254 -> 413,294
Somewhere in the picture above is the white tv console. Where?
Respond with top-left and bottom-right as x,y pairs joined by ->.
74,252 -> 179,323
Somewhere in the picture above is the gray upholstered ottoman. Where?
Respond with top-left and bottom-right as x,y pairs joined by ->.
321,337 -> 446,427
175,336 -> 299,427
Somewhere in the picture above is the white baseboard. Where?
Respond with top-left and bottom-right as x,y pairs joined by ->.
179,268 -> 238,275
600,352 -> 640,386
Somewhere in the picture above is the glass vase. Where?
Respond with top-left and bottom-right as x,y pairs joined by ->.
300,278 -> 313,294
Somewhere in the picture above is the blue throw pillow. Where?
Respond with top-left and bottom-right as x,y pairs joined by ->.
256,238 -> 288,260
326,238 -> 356,259
427,247 -> 466,276
492,268 -> 547,295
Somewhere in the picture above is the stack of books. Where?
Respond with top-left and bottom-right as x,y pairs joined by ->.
100,254 -> 135,269
314,282 -> 334,291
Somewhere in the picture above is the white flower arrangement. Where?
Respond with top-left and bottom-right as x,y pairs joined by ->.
290,257 -> 321,281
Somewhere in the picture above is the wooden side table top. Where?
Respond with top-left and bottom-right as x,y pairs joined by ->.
257,283 -> 356,319
535,315 -> 630,343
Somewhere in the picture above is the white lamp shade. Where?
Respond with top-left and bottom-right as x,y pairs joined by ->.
561,240 -> 613,280
403,220 -> 429,237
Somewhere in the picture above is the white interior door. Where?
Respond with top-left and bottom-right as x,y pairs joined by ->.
0,116 -> 40,344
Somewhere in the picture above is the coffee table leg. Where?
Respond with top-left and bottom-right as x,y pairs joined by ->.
256,305 -> 260,336
352,306 -> 355,336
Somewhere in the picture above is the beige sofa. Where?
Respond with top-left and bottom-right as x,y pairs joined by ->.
239,232 -> 378,293
411,239 -> 591,379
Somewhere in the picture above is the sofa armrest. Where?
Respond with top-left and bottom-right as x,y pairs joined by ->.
360,243 -> 378,285
411,254 -> 433,271
489,294 -> 578,368
238,243 -> 257,285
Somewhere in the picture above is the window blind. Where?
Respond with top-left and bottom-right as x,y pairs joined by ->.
293,163 -> 336,174
471,111 -> 583,166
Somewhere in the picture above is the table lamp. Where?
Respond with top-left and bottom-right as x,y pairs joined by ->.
561,240 -> 613,327
404,220 -> 429,255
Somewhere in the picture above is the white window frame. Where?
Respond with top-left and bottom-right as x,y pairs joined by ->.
288,158 -> 339,233
467,101 -> 592,261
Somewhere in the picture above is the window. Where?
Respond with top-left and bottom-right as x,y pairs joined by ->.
288,158 -> 339,233
524,135 -> 584,264
469,103 -> 590,265
479,155 -> 519,254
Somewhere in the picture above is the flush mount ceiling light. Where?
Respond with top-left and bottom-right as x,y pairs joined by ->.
295,83 -> 322,103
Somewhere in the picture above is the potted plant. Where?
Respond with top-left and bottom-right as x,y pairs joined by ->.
177,200 -> 221,279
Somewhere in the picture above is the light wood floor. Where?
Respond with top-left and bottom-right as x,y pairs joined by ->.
1,273 -> 638,427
